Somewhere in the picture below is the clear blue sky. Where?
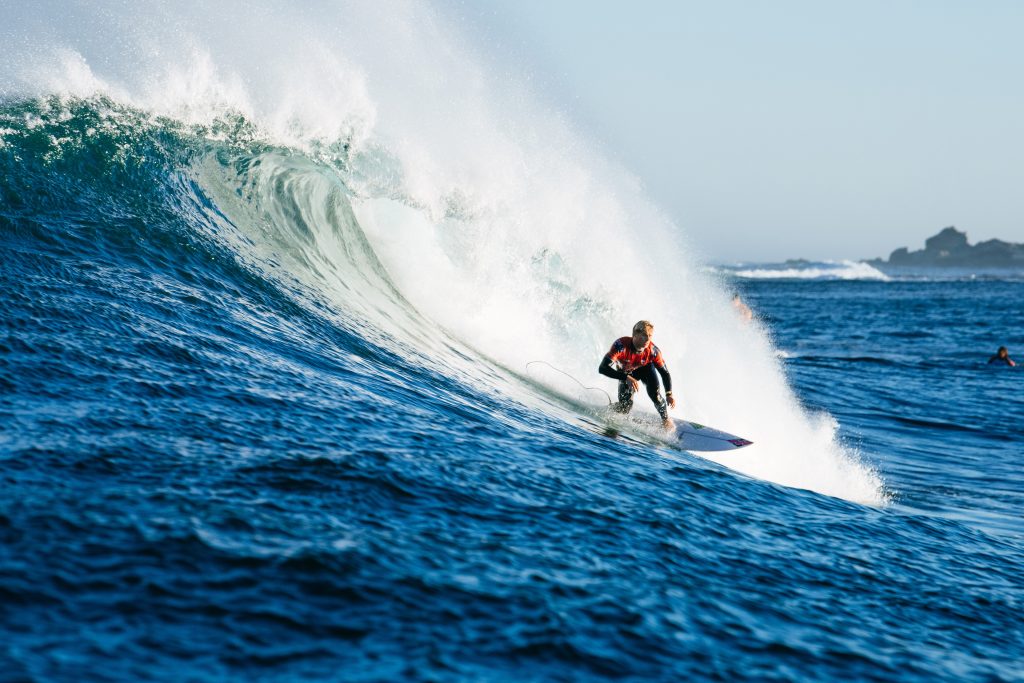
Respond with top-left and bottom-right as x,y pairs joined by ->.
443,1 -> 1024,263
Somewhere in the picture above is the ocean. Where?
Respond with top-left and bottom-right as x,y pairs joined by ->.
2,3 -> 1022,681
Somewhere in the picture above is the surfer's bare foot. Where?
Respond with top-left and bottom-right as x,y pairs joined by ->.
662,418 -> 674,431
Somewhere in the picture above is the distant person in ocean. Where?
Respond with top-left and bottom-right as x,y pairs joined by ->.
599,320 -> 676,429
988,346 -> 1016,367
732,293 -> 753,323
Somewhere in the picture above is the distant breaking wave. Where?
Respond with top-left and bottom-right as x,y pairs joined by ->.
716,260 -> 1024,282
718,260 -> 890,281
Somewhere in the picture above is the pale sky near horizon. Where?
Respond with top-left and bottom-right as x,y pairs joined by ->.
445,1 -> 1024,263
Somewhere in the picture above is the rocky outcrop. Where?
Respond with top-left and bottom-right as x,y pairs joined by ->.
870,227 -> 1024,268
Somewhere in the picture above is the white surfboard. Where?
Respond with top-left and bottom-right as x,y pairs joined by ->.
671,419 -> 753,452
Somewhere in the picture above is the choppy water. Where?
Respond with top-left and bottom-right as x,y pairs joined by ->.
744,277 -> 1023,535
2,3 -> 1023,680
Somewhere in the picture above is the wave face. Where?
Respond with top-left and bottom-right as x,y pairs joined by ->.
3,3 -> 1021,681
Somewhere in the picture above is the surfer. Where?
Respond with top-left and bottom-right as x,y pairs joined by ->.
988,346 -> 1016,367
599,320 -> 676,429
732,293 -> 754,323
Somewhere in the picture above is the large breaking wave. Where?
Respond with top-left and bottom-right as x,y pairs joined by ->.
1,0 -> 884,503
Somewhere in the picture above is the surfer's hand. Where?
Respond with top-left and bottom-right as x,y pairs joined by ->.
625,376 -> 639,392
666,394 -> 676,409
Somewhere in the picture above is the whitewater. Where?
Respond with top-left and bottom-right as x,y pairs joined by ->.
2,2 -> 1021,681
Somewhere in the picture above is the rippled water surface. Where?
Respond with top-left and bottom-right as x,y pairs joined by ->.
745,279 -> 1024,538
2,97 -> 1023,682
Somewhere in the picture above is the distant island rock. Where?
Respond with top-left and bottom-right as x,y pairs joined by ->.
867,227 -> 1024,268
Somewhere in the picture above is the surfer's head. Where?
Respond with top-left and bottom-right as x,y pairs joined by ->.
632,320 -> 654,350
998,346 -> 1009,358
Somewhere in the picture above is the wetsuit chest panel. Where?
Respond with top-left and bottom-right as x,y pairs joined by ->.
608,337 -> 664,373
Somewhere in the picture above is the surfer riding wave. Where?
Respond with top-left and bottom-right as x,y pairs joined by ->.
599,320 -> 676,429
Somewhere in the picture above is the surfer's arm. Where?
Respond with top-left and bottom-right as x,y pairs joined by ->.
655,364 -> 676,407
598,354 -> 628,381
654,364 -> 672,393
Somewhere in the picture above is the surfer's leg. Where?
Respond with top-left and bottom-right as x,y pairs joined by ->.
614,378 -> 634,414
637,365 -> 669,420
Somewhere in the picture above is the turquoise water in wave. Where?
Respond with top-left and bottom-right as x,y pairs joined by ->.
2,95 -> 1022,682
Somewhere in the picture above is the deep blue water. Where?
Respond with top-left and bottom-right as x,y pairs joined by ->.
741,278 -> 1024,539
2,98 -> 1023,682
